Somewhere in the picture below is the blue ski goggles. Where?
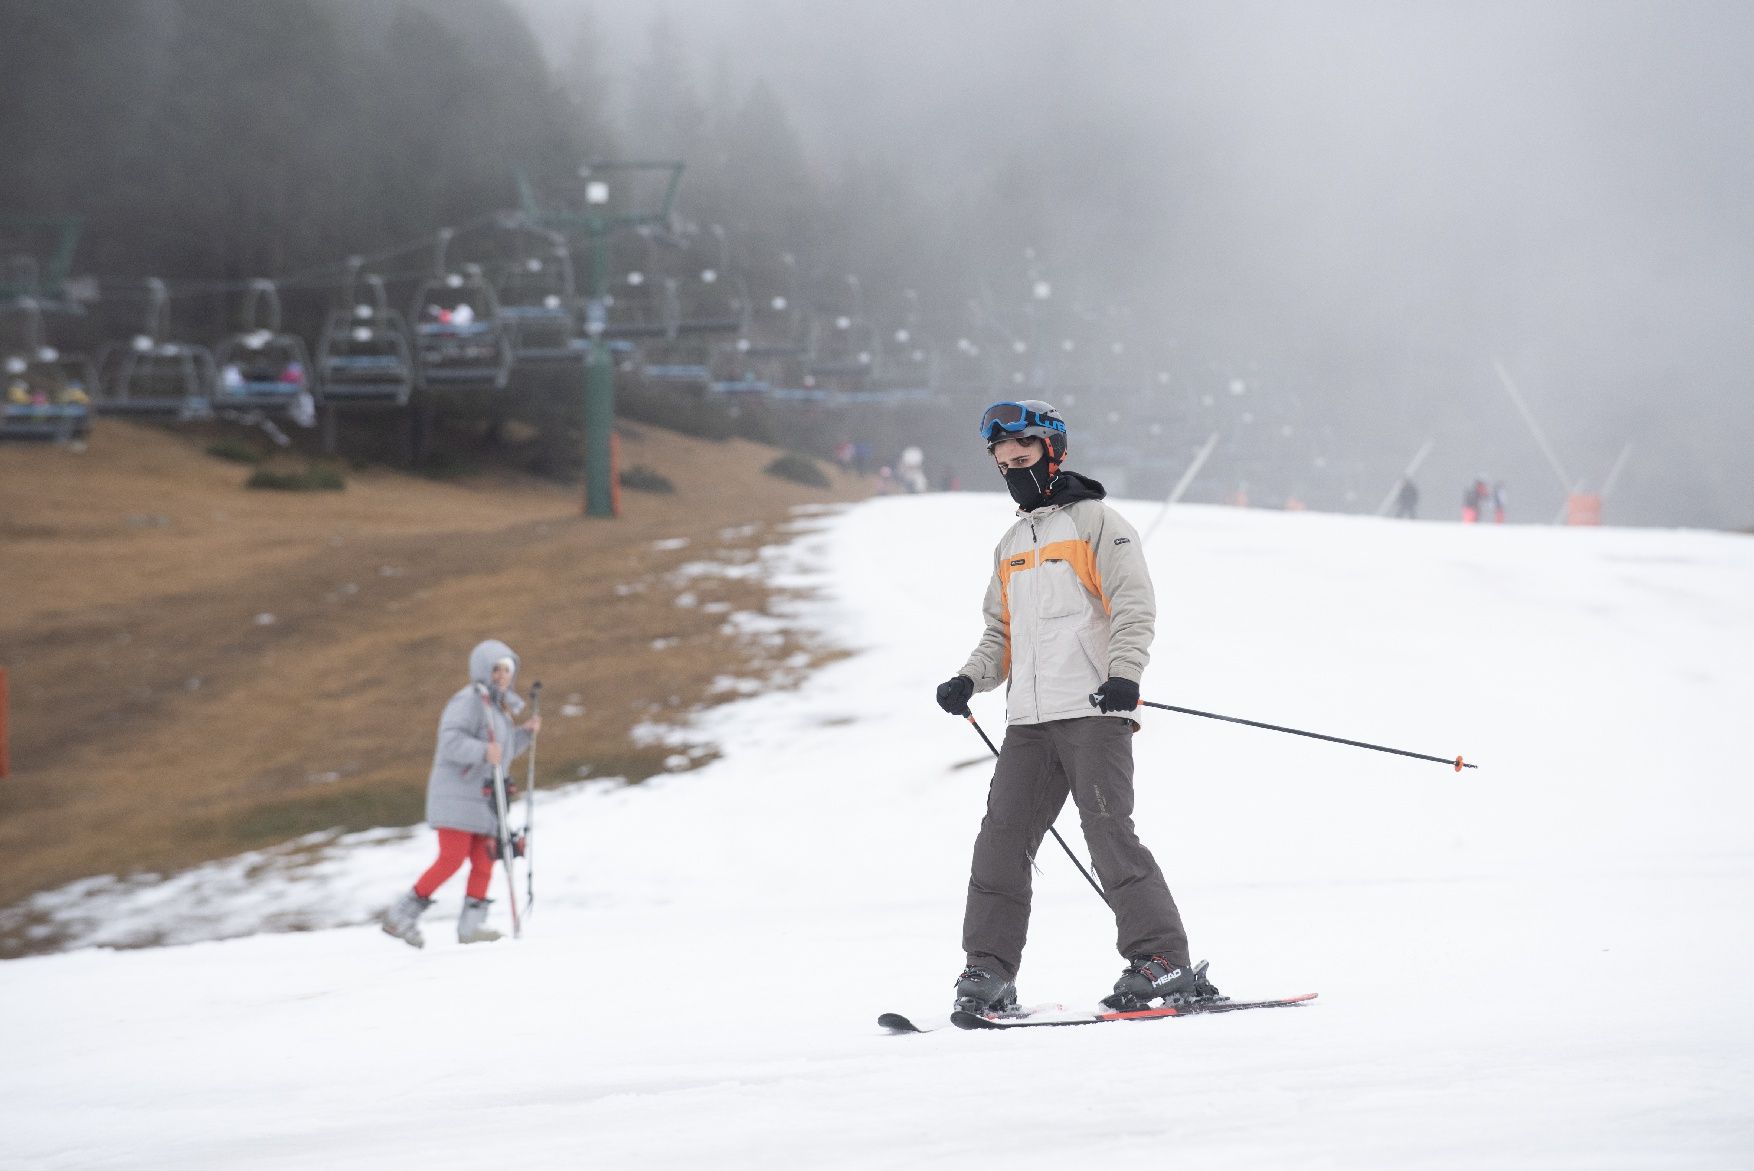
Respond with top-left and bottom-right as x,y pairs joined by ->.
978,401 -> 1066,445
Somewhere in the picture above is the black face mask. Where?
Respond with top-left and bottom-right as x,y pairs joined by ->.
1003,463 -> 1054,510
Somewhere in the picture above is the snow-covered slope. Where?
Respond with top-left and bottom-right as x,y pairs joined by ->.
7,497 -> 1753,1169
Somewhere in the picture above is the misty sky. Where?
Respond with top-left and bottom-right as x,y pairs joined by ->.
522,0 -> 1754,526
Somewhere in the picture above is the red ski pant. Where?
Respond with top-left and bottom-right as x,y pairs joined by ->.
413,829 -> 497,900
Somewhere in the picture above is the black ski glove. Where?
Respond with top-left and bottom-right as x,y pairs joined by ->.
1091,676 -> 1140,714
935,674 -> 975,716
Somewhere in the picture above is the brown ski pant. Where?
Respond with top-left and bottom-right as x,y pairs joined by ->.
962,716 -> 1189,980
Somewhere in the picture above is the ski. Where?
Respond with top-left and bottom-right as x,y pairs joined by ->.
878,1013 -> 932,1034
949,992 -> 1317,1030
879,1005 -> 1071,1033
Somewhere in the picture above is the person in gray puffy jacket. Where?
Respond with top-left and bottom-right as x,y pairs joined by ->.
382,639 -> 540,948
934,400 -> 1215,1015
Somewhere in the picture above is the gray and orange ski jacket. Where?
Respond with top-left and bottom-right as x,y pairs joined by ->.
959,474 -> 1155,726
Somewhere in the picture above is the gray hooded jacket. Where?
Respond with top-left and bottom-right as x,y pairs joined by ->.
425,639 -> 533,834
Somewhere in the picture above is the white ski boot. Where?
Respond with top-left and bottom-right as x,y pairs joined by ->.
381,890 -> 434,949
457,896 -> 503,944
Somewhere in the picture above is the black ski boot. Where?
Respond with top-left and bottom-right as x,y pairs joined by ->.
1102,956 -> 1218,1011
954,964 -> 1019,1015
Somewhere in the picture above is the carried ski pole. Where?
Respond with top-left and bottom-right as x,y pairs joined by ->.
1095,694 -> 1478,772
963,713 -> 1110,907
522,681 -> 541,918
481,691 -> 524,941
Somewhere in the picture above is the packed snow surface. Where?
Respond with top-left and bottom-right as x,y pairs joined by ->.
7,496 -> 1754,1169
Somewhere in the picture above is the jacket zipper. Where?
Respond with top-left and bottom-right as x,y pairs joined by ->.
1027,518 -> 1041,719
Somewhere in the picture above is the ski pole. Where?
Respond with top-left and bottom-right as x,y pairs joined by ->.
963,713 -> 1111,907
1093,694 -> 1477,772
523,681 -> 541,918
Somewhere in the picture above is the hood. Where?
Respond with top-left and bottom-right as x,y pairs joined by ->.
468,639 -> 520,686
468,639 -> 526,713
1051,469 -> 1106,503
1013,468 -> 1106,514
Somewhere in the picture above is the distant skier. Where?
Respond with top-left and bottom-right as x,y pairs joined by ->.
897,445 -> 929,493
381,639 -> 540,949
1490,480 -> 1507,524
1394,476 -> 1419,519
1462,476 -> 1490,523
933,399 -> 1217,1015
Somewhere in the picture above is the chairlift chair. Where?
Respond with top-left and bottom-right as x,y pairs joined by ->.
712,280 -> 805,394
493,232 -> 587,366
673,274 -> 744,335
934,325 -> 1010,396
668,226 -> 746,337
600,272 -> 678,340
92,279 -> 215,419
599,229 -> 681,340
1,296 -> 93,440
737,286 -> 806,359
707,337 -> 774,396
411,230 -> 512,393
804,310 -> 882,391
316,264 -> 414,407
214,279 -> 313,419
874,326 -> 937,393
640,320 -> 713,387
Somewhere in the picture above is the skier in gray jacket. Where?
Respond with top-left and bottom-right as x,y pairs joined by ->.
382,639 -> 540,948
934,400 -> 1215,1014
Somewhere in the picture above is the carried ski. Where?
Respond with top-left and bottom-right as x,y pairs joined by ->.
950,992 -> 1316,1030
522,681 -> 541,920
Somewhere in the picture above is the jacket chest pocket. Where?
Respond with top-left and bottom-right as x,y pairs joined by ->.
1031,559 -> 1090,621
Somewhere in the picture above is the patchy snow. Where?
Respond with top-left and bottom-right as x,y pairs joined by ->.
5,496 -> 1753,1169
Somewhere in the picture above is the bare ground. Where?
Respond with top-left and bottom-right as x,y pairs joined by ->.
0,419 -> 867,956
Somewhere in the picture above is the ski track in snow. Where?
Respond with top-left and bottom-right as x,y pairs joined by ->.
5,496 -> 1754,1169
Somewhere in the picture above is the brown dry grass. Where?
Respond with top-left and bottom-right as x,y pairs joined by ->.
0,419 -> 866,956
